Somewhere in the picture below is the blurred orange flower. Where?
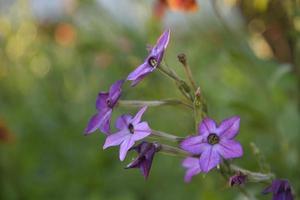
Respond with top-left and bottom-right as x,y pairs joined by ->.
54,23 -> 76,47
154,0 -> 199,18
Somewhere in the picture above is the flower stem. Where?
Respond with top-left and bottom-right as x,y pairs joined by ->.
158,63 -> 194,102
178,53 -> 197,91
159,144 -> 189,157
229,164 -> 274,183
118,99 -> 193,109
151,130 -> 184,142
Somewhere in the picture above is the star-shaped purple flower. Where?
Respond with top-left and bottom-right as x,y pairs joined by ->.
182,157 -> 202,183
127,29 -> 170,86
85,80 -> 124,135
126,142 -> 160,179
103,106 -> 152,161
263,179 -> 294,200
180,116 -> 243,173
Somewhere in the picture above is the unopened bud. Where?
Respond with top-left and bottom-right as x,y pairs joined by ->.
177,53 -> 187,65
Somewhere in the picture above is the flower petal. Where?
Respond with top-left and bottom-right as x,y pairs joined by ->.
199,118 -> 217,137
199,146 -> 221,173
152,29 -> 170,54
96,92 -> 109,111
119,138 -> 135,161
85,110 -> 112,135
182,157 -> 202,182
115,114 -> 132,130
132,106 -> 148,124
99,111 -> 111,134
218,116 -> 240,139
127,63 -> 153,86
182,157 -> 199,168
130,72 -> 152,86
103,130 -> 130,149
85,113 -> 102,134
217,140 -> 243,159
132,122 -> 151,141
180,136 -> 209,155
108,80 -> 124,103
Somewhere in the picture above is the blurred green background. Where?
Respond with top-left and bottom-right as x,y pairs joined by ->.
0,0 -> 299,199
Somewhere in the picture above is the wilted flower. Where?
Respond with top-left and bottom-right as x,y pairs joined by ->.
182,157 -> 202,182
127,29 -> 170,86
85,80 -> 124,135
180,116 -> 243,173
229,172 -> 247,187
263,179 -> 294,200
103,106 -> 152,161
126,142 -> 160,179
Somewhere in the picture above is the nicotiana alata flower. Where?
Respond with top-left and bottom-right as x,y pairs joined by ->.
127,29 -> 170,86
103,106 -> 152,161
126,141 -> 160,179
85,80 -> 124,135
262,179 -> 294,200
229,172 -> 247,187
180,116 -> 243,173
182,157 -> 202,183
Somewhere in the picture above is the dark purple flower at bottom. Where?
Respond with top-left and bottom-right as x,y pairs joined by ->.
229,172 -> 247,187
263,179 -> 294,200
85,80 -> 124,135
126,142 -> 160,179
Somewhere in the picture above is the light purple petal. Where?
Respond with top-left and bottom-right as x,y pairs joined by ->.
119,138 -> 135,161
96,92 -> 109,111
199,146 -> 221,173
199,118 -> 217,137
182,157 -> 202,183
217,140 -> 243,159
115,114 -> 132,130
103,130 -> 130,149
182,157 -> 199,168
180,136 -> 209,155
85,110 -> 112,135
130,72 -> 151,86
132,106 -> 148,124
108,80 -> 124,103
132,122 -> 151,141
127,63 -> 153,85
152,29 -> 170,54
218,116 -> 240,139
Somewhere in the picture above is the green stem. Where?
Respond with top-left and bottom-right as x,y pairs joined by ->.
158,64 -> 194,102
118,99 -> 193,109
151,130 -> 184,142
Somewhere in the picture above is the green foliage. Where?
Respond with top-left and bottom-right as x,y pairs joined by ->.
0,1 -> 299,199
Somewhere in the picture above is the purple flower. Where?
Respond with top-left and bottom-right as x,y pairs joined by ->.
103,106 -> 152,161
180,116 -> 243,173
263,179 -> 294,200
85,80 -> 124,135
182,157 -> 202,182
126,142 -> 160,179
229,172 -> 247,187
127,29 -> 170,86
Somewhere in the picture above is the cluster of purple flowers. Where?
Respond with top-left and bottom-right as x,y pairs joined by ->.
85,29 -> 294,199
85,29 -> 170,178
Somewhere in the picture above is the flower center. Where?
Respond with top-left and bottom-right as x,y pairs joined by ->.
106,98 -> 113,108
207,133 -> 219,145
128,123 -> 134,134
148,57 -> 158,68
